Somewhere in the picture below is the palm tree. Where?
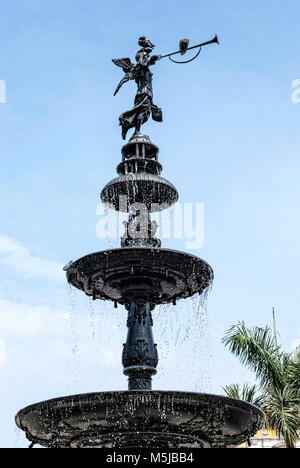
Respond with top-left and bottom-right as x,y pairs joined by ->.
222,321 -> 300,448
223,383 -> 264,408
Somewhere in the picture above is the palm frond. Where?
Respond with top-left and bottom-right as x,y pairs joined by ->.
292,346 -> 300,360
264,385 -> 300,449
222,322 -> 285,389
288,351 -> 300,393
223,383 -> 265,407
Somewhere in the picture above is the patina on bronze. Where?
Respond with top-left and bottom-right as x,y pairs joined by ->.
16,35 -> 265,449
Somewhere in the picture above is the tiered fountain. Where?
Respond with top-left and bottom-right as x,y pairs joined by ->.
16,36 -> 264,448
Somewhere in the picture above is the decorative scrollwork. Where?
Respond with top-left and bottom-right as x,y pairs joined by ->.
123,339 -> 158,368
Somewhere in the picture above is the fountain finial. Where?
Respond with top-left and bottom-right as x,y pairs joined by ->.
112,34 -> 220,140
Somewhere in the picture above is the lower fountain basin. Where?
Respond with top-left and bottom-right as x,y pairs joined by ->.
16,391 -> 264,448
66,248 -> 213,305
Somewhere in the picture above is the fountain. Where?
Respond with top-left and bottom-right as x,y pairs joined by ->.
16,36 -> 264,448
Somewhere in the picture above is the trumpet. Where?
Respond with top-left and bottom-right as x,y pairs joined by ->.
161,35 -> 219,64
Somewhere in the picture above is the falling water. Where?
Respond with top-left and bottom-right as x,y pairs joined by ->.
66,284 -> 82,393
103,206 -> 119,250
155,288 -> 213,393
64,277 -> 213,396
14,426 -> 21,448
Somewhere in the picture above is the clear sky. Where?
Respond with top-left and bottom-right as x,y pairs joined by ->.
0,0 -> 300,448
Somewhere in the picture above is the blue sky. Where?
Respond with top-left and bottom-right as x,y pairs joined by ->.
0,0 -> 300,447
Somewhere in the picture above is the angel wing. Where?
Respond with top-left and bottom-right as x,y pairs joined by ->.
113,73 -> 133,96
112,57 -> 134,73
112,58 -> 137,96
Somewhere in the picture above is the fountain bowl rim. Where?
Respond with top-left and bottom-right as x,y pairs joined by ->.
16,389 -> 265,425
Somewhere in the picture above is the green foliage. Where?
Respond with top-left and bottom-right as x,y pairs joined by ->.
222,322 -> 285,389
265,385 -> 300,449
290,348 -> 300,391
223,383 -> 265,408
223,321 -> 300,448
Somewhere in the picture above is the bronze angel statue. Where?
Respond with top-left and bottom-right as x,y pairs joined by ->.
112,37 -> 163,140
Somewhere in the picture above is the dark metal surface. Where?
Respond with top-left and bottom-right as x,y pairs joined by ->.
112,35 -> 219,139
161,34 -> 219,60
117,158 -> 163,177
101,133 -> 176,212
121,132 -> 159,160
16,391 -> 265,449
169,47 -> 202,64
101,173 -> 178,212
121,212 -> 161,248
66,247 -> 214,306
122,302 -> 158,390
112,38 -> 162,140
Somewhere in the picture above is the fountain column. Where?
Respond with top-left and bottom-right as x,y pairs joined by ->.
122,302 -> 158,390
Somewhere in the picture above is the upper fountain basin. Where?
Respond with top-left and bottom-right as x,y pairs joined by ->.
101,173 -> 179,212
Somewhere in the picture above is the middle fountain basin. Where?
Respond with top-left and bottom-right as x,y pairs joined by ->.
66,247 -> 214,305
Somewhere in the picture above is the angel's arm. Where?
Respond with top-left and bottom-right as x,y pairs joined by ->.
148,54 -> 162,66
135,51 -> 162,67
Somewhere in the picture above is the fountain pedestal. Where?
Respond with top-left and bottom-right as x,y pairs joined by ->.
122,302 -> 158,390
